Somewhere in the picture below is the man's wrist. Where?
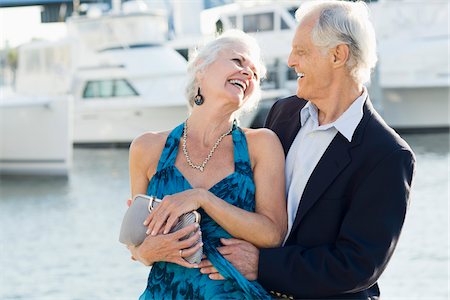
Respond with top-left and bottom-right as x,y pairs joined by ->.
137,245 -> 155,266
252,248 -> 259,281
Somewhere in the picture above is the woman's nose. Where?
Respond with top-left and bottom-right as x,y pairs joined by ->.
241,66 -> 254,79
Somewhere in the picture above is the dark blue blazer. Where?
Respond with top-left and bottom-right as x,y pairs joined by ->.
258,95 -> 416,299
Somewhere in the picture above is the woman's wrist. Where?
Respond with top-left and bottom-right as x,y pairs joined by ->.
194,188 -> 210,207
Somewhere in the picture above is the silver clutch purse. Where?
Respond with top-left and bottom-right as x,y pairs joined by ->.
119,194 -> 203,264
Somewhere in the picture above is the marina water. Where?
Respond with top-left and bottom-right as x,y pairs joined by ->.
0,133 -> 448,299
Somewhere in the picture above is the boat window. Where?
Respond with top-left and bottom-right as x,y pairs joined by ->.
83,80 -> 112,98
114,79 -> 139,97
82,79 -> 139,99
216,19 -> 224,34
243,12 -> 274,33
281,17 -> 290,30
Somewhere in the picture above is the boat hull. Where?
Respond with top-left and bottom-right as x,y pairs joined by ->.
73,103 -> 190,144
0,96 -> 73,176
376,86 -> 449,131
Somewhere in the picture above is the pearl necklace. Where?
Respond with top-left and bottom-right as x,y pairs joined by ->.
182,120 -> 233,172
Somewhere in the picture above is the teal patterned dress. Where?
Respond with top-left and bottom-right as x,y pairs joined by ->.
139,122 -> 271,300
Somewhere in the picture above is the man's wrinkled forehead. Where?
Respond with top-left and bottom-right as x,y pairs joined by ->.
297,11 -> 320,31
291,14 -> 318,48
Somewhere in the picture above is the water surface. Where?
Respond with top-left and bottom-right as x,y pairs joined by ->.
0,133 -> 448,299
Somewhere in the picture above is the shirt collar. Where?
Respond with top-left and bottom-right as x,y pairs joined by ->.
299,87 -> 367,142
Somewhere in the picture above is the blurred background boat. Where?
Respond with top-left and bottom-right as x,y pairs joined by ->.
12,7 -> 190,145
193,0 -> 449,132
0,1 -> 190,175
0,0 -> 448,176
0,89 -> 72,176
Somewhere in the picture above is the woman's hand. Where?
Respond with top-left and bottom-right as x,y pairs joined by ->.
128,223 -> 203,268
144,189 -> 207,235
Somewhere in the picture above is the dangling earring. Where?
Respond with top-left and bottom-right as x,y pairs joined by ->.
194,87 -> 204,105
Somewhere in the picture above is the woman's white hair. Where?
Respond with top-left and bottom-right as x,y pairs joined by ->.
185,30 -> 266,117
296,0 -> 377,84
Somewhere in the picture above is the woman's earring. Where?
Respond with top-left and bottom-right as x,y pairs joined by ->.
194,87 -> 204,105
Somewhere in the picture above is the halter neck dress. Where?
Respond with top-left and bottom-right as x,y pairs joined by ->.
139,122 -> 271,300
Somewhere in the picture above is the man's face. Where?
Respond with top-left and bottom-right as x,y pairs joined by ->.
287,16 -> 333,101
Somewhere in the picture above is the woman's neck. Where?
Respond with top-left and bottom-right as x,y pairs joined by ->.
187,110 -> 235,147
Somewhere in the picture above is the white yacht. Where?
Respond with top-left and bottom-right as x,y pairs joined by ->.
0,5 -> 190,175
14,8 -> 190,145
199,0 -> 449,131
368,0 -> 449,131
0,90 -> 73,176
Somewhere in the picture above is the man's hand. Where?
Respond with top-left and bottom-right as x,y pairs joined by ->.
199,238 -> 259,281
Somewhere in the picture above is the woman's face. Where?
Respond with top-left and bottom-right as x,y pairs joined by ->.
199,45 -> 260,110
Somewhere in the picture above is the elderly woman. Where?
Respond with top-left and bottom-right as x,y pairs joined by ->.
128,30 -> 287,299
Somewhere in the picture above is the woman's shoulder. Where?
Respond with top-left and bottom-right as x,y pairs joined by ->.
241,127 -> 284,162
130,130 -> 171,161
241,127 -> 280,146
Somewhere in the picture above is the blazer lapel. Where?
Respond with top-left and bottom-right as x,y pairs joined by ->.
287,97 -> 373,236
290,134 -> 351,234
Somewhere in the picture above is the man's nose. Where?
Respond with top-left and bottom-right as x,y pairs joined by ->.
287,51 -> 295,68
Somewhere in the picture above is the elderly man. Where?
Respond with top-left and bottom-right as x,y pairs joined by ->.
199,1 -> 416,299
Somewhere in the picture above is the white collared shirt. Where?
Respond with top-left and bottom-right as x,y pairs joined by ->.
284,88 -> 368,244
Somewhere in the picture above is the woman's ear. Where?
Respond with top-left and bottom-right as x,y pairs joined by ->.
196,69 -> 205,83
194,58 -> 205,81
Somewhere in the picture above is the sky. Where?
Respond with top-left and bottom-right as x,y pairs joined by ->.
0,6 -> 67,48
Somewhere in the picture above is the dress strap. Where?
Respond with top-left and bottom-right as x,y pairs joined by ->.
231,121 -> 253,177
155,123 -> 184,172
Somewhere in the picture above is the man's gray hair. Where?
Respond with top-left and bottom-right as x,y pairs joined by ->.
296,0 -> 377,84
185,30 -> 266,116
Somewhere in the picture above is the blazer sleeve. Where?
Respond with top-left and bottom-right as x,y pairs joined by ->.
258,148 -> 416,298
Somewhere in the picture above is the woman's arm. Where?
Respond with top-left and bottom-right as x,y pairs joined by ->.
145,128 -> 287,248
128,132 -> 201,267
129,132 -> 162,197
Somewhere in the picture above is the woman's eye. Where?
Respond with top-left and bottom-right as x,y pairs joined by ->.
232,58 -> 242,66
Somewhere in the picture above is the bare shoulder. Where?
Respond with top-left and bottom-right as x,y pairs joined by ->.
241,128 -> 284,166
129,131 -> 171,175
130,131 -> 169,157
242,127 -> 281,148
